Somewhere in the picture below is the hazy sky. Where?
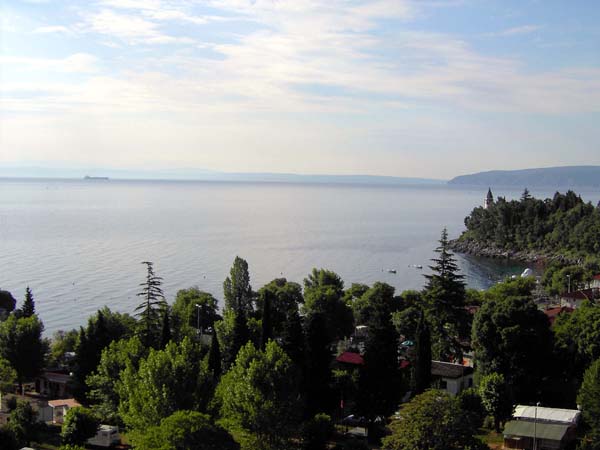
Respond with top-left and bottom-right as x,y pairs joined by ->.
1,0 -> 600,178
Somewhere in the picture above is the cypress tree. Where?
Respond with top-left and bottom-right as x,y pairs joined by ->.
260,291 -> 273,349
208,329 -> 222,379
304,312 -> 334,417
280,309 -> 305,368
21,287 -> 35,318
228,310 -> 250,367
414,311 -> 431,395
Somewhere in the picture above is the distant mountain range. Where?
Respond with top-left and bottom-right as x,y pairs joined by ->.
448,166 -> 600,188
0,166 -> 443,186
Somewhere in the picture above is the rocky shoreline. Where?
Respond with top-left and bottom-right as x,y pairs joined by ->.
448,238 -> 581,265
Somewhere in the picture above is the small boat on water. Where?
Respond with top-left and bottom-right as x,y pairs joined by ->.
408,264 -> 423,269
388,269 -> 397,274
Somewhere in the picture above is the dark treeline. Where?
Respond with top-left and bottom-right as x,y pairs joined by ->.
0,229 -> 600,449
461,189 -> 600,256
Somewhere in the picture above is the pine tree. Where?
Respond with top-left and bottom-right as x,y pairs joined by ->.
21,287 -> 35,318
414,311 -> 432,395
135,261 -> 167,349
423,228 -> 468,361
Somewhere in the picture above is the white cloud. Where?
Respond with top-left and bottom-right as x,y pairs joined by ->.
0,53 -> 99,73
492,24 -> 542,37
33,25 -> 73,34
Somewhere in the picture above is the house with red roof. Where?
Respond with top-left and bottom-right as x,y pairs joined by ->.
544,306 -> 574,326
336,351 -> 364,366
560,288 -> 599,309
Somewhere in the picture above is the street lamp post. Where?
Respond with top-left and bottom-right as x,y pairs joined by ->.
567,274 -> 571,294
195,304 -> 202,335
533,401 -> 540,450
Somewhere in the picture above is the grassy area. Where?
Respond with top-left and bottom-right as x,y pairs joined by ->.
476,427 -> 504,448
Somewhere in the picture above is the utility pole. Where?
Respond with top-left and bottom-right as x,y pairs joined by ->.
195,303 -> 202,334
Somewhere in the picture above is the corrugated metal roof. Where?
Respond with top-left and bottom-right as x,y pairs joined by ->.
504,420 -> 569,441
513,405 -> 580,425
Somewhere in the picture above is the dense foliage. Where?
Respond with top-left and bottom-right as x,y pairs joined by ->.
381,390 -> 487,450
461,190 -> 600,256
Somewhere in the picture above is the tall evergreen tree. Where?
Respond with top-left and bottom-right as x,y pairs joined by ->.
423,228 -> 468,361
260,291 -> 273,349
304,312 -> 335,417
413,311 -> 432,395
223,256 -> 254,313
135,261 -> 167,349
227,310 -> 250,368
280,309 -> 305,368
356,283 -> 401,426
21,287 -> 35,318
208,329 -> 222,380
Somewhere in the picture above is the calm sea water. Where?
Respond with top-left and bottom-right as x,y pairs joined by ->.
2,178 -> 599,335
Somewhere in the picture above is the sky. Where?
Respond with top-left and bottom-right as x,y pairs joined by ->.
1,0 -> 600,179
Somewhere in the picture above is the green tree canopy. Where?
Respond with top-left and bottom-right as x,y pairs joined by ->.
171,287 -> 220,340
553,302 -> 600,381
86,336 -> 146,423
129,410 -> 239,450
118,337 -> 211,431
302,268 -> 354,341
0,314 -> 46,389
0,357 -> 17,394
478,372 -> 513,432
0,290 -> 16,319
216,341 -> 300,450
472,280 -> 551,403
73,307 -> 136,401
381,390 -> 486,450
7,400 -> 39,447
577,359 -> 600,440
61,407 -> 99,446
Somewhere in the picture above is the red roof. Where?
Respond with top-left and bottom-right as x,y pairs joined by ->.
544,306 -> 574,325
400,360 -> 411,369
561,288 -> 599,301
593,274 -> 600,281
336,352 -> 364,365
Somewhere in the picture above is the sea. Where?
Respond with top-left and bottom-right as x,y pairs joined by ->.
2,178 -> 599,335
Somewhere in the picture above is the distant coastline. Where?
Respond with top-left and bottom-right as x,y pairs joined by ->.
448,166 -> 600,188
84,175 -> 109,180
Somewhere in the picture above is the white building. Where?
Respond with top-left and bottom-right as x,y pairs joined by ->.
431,360 -> 474,396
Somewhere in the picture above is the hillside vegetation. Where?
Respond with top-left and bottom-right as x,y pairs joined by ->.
456,190 -> 600,258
